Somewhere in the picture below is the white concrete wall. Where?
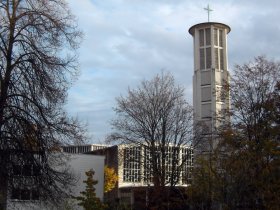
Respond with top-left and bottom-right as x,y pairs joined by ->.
68,154 -> 105,201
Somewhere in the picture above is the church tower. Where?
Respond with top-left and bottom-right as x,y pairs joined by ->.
189,22 -> 230,142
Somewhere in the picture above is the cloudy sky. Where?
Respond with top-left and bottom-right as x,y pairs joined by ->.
65,0 -> 280,143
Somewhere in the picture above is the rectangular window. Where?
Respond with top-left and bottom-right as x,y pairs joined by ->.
13,165 -> 21,176
22,165 -> 32,176
215,48 -> 219,69
144,148 -> 152,183
206,47 -> 211,69
199,29 -> 204,46
219,30 -> 223,47
200,49 -> 205,69
205,28 -> 211,45
21,189 -> 31,200
11,188 -> 20,200
33,165 -> 41,176
181,148 -> 193,185
214,29 -> 218,46
11,188 -> 39,201
220,49 -> 224,70
31,189 -> 40,200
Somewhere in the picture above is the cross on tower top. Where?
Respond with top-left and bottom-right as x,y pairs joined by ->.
204,4 -> 213,22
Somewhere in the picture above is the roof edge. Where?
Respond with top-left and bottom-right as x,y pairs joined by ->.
189,22 -> 231,35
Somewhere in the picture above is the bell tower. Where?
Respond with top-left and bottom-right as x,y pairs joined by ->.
189,22 -> 230,144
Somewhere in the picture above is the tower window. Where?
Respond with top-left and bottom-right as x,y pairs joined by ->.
215,48 -> 219,69
205,28 -> 211,45
206,47 -> 211,69
199,29 -> 204,46
220,49 -> 224,70
213,28 -> 226,70
214,29 -> 218,46
219,30 -> 223,47
200,46 -> 212,70
200,49 -> 205,69
199,28 -> 212,70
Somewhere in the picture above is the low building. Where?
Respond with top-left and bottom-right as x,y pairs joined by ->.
91,144 -> 194,210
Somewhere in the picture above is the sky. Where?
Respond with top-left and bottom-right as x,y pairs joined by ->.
65,0 -> 280,143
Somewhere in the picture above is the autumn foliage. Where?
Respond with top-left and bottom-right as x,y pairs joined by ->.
104,166 -> 118,193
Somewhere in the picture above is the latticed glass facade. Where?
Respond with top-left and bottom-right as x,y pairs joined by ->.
123,146 -> 141,182
122,145 -> 193,185
181,148 -> 193,185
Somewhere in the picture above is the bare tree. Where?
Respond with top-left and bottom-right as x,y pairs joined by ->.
0,0 -> 84,209
109,73 -> 193,208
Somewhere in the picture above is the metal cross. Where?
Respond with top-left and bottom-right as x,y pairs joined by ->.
204,4 -> 213,22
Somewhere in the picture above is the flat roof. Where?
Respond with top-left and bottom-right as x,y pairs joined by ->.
189,22 -> 231,35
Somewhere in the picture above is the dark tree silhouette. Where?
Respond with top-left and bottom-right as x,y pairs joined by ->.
0,0 -> 84,209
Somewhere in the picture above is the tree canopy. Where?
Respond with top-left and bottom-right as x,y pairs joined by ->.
104,165 -> 118,193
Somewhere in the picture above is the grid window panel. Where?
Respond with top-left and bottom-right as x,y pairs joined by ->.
215,48 -> 219,69
144,148 -> 153,183
21,189 -> 31,200
219,30 -> 223,47
214,28 -> 218,46
206,47 -> 211,69
31,189 -> 39,200
200,49 -> 205,69
220,48 -> 224,70
199,29 -> 204,46
13,165 -> 21,176
11,188 -> 20,200
11,188 -> 38,201
22,165 -> 32,176
181,148 -> 194,184
205,28 -> 211,45
123,147 -> 141,182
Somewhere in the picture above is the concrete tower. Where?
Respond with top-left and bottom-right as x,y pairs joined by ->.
189,22 -> 230,140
